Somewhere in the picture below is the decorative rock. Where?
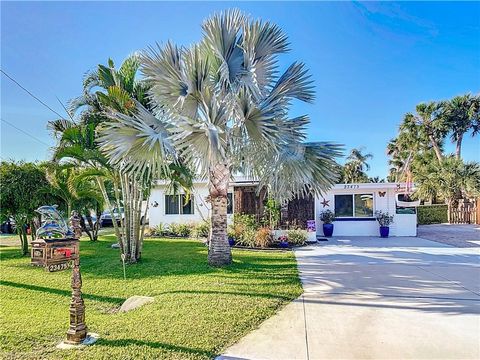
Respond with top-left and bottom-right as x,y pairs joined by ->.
119,296 -> 154,313
111,243 -> 120,249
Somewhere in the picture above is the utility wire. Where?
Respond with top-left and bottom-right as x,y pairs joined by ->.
0,118 -> 51,147
0,69 -> 66,119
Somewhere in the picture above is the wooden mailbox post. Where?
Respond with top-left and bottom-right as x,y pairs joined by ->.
31,208 -> 90,346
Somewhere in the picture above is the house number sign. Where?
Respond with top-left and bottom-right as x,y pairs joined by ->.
343,184 -> 359,189
48,261 -> 73,272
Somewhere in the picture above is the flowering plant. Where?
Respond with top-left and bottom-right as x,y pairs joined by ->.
278,235 -> 288,242
375,211 -> 394,226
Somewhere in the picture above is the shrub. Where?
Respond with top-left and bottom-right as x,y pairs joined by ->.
192,221 -> 210,238
286,229 -> 307,246
233,214 -> 259,230
152,223 -> 168,237
417,205 -> 448,225
177,223 -> 193,237
143,226 -> 154,237
168,223 -> 182,237
255,227 -> 273,248
375,211 -> 394,226
320,210 -> 335,224
235,228 -> 257,247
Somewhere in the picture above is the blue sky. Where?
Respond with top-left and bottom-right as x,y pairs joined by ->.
1,1 -> 479,178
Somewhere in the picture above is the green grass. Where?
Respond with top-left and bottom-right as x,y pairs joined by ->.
0,235 -> 302,359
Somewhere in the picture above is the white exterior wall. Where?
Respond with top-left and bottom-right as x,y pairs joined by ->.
315,183 -> 417,237
149,182 -> 235,226
148,181 -> 417,236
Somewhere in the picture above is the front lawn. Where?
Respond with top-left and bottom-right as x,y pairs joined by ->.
0,235 -> 302,359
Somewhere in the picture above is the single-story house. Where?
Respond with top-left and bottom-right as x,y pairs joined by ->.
148,178 -> 417,237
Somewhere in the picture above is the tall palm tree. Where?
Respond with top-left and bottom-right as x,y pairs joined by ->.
342,147 -> 372,183
442,94 -> 480,159
410,102 -> 447,164
98,10 -> 342,266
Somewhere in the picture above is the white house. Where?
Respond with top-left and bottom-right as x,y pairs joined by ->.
148,179 -> 417,237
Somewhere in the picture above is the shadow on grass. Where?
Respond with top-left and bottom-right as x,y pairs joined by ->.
96,338 -> 214,358
152,289 -> 298,302
0,280 -> 124,304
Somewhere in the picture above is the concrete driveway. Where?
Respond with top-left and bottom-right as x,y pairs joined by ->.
219,236 -> 480,359
418,224 -> 480,248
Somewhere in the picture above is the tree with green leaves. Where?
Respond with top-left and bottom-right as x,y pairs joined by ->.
441,94 -> 480,159
50,56 -> 192,262
0,161 -> 56,255
44,162 -> 104,241
97,10 -> 341,266
342,148 -> 372,183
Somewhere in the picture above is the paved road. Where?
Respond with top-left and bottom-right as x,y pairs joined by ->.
219,236 -> 480,360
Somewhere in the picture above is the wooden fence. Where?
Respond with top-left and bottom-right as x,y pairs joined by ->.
449,202 -> 478,224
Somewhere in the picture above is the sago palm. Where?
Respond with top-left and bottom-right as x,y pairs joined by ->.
98,10 -> 341,266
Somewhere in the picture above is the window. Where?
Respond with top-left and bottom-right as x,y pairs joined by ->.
227,193 -> 233,214
165,194 -> 194,215
334,193 -> 373,218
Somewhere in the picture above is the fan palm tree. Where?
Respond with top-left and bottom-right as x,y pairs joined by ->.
441,94 -> 480,159
98,10 -> 342,266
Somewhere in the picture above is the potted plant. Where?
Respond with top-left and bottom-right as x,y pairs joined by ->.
227,228 -> 236,247
278,235 -> 289,248
375,211 -> 394,238
320,210 -> 335,237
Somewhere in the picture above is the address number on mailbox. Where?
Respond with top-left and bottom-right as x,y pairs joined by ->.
48,262 -> 72,272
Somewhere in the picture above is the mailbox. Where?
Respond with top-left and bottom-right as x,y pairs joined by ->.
31,238 -> 79,272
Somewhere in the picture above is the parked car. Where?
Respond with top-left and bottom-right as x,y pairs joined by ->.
100,208 -> 124,227
0,218 -> 15,234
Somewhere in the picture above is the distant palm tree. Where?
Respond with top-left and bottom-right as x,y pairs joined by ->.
98,10 -> 342,266
343,147 -> 372,183
442,94 -> 480,159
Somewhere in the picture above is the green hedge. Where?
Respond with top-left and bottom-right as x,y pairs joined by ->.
417,205 -> 448,225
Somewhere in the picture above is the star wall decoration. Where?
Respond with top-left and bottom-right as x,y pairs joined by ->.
321,198 -> 330,208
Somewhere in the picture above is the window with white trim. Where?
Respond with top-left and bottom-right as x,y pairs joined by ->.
165,194 -> 194,215
334,193 -> 374,218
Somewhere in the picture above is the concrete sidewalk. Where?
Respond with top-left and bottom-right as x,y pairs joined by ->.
218,236 -> 480,360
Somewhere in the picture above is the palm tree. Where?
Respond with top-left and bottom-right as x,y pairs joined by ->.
98,10 -> 342,266
43,162 -> 104,240
51,56 -> 192,262
442,94 -> 480,159
410,102 -> 447,163
342,147 -> 372,183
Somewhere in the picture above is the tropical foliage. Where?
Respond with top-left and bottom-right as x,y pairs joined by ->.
97,10 -> 341,266
50,56 -> 192,263
387,94 -> 480,214
0,161 -> 56,254
340,147 -> 372,183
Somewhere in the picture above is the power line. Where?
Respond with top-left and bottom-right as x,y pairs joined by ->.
0,118 -> 51,147
0,69 -> 66,119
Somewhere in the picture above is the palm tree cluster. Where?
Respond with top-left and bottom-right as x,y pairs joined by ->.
340,148 -> 373,183
50,56 -> 191,263
97,9 -> 342,266
387,94 -> 480,208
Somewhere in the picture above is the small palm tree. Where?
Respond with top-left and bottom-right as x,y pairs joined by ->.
98,10 -> 341,266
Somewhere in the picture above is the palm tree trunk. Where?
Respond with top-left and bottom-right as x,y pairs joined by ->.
207,163 -> 232,267
96,176 -> 123,248
455,134 -> 463,159
429,135 -> 443,164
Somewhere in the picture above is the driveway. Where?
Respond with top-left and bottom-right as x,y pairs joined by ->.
418,224 -> 480,248
219,236 -> 480,359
